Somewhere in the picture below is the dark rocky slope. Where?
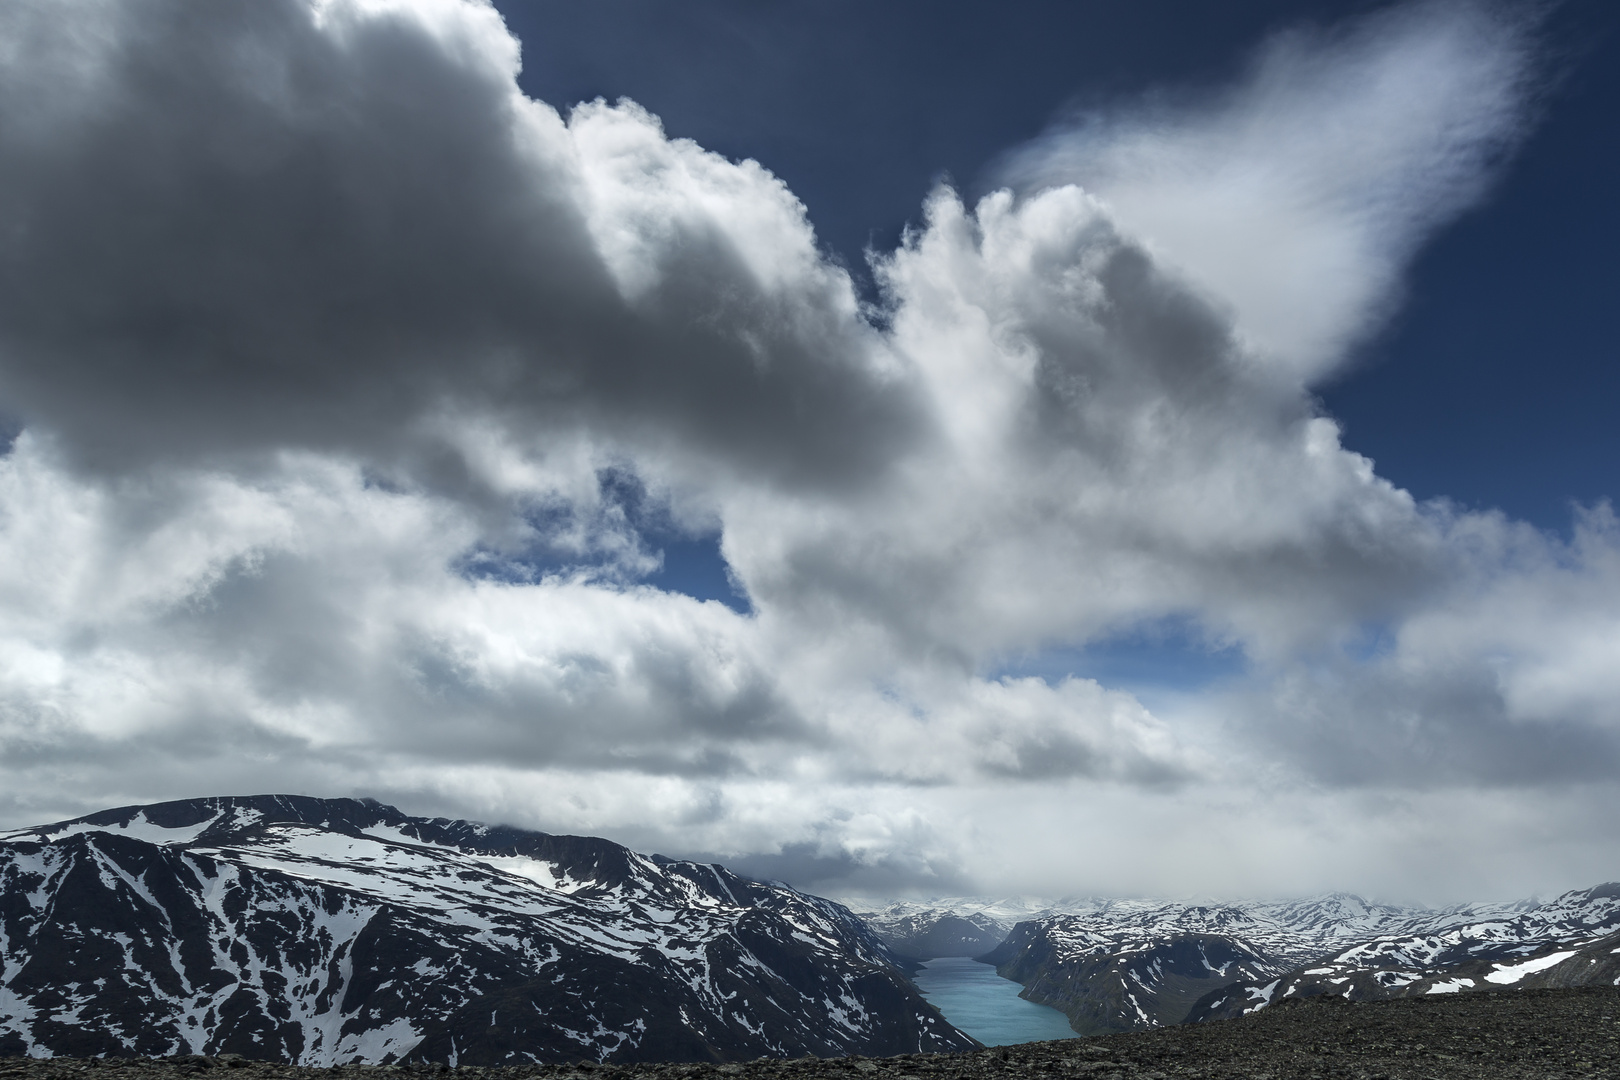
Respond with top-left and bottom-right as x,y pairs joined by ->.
0,797 -> 972,1064
979,928 -> 1276,1033
1,987 -> 1615,1079
1190,924 -> 1620,1021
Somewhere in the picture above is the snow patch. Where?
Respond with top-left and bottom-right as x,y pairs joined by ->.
1483,950 -> 1575,985
465,855 -> 581,893
9,811 -> 225,847
1425,978 -> 1473,994
1243,980 -> 1279,1013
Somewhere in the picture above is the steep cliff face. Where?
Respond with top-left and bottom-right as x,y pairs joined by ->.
0,796 -> 975,1064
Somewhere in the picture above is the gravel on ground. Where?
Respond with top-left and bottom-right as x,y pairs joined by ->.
3,987 -> 1617,1080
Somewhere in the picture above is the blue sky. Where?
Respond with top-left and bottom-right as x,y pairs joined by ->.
499,1 -> 1620,536
0,0 -> 1616,903
499,0 -> 1620,693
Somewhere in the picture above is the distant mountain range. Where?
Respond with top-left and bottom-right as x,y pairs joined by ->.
846,888 -> 1620,1036
1185,889 -> 1620,1022
0,796 -> 975,1064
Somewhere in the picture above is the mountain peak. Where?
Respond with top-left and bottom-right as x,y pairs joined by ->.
0,797 -> 974,1064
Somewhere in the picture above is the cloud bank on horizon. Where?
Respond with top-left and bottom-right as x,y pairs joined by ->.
0,0 -> 1614,903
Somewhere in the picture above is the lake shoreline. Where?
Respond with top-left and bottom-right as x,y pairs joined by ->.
910,956 -> 1075,1046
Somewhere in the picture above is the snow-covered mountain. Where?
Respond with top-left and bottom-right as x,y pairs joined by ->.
865,887 -> 1620,1037
842,904 -> 1009,961
0,796 -> 975,1064
973,894 -> 1419,1034
1186,884 -> 1620,1021
839,895 -> 1113,960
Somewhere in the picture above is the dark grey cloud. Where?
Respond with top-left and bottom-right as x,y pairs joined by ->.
0,0 -> 922,496
696,841 -> 977,903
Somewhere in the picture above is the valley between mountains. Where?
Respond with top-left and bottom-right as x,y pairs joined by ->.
2,796 -> 1617,1066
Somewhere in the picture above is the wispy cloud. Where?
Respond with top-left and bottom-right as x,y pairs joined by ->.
997,0 -> 1544,378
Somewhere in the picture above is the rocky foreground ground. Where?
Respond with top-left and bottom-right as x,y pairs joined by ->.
3,987 -> 1617,1080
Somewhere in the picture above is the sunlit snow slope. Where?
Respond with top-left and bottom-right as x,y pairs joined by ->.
0,796 -> 974,1064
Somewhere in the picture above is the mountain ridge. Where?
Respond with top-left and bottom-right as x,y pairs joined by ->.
0,795 -> 974,1065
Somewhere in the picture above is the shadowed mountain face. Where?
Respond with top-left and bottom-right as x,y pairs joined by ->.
852,910 -> 1009,962
982,927 -> 1278,1034
0,796 -> 975,1065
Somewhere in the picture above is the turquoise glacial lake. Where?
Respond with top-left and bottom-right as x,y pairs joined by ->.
911,956 -> 1077,1047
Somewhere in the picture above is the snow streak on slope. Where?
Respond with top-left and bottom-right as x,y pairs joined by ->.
0,797 -> 973,1065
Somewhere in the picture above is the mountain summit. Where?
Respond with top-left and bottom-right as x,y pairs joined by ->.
0,796 -> 974,1064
